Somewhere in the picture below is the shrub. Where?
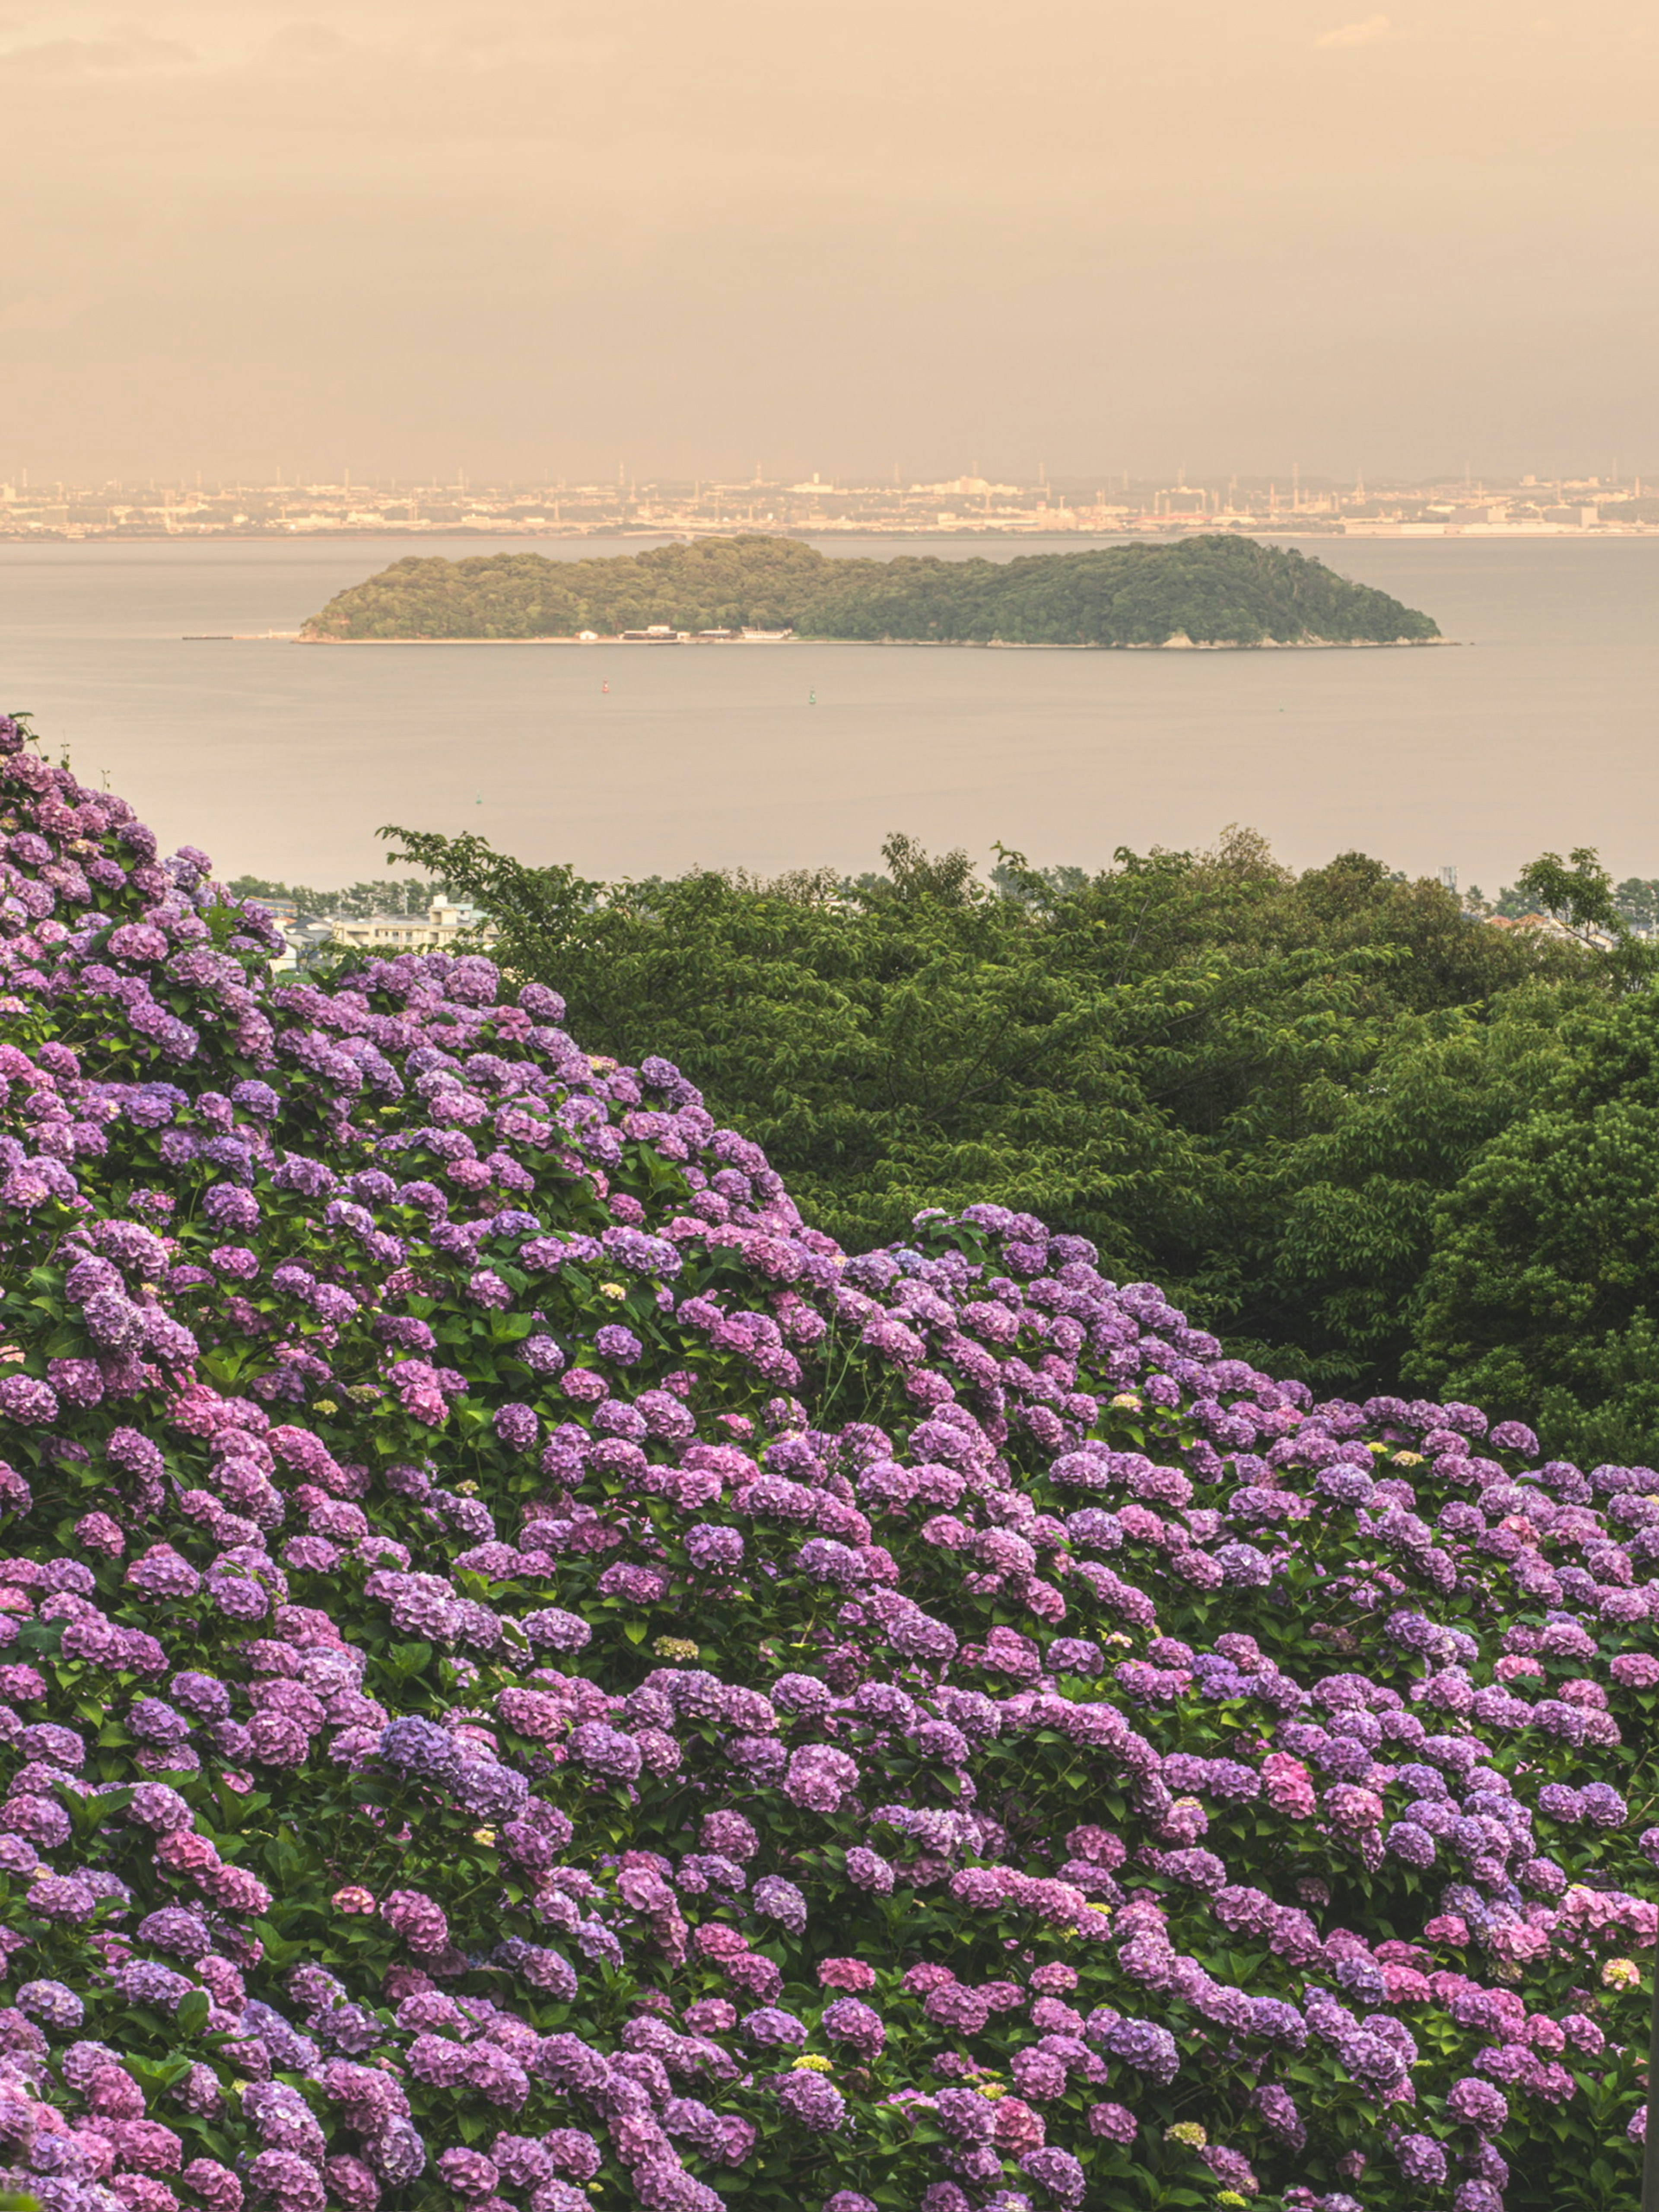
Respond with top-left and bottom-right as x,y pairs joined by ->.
0,719 -> 1649,2212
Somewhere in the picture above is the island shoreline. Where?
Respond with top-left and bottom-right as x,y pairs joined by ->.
275,633 -> 1451,652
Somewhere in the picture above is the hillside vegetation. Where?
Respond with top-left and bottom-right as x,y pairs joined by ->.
2,718 -> 1659,2212
381,826 -> 1659,1468
302,534 -> 1440,648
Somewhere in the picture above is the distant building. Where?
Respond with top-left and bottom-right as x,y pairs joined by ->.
273,896 -> 495,970
1487,911 -> 1620,950
270,918 -> 336,973
323,896 -> 495,952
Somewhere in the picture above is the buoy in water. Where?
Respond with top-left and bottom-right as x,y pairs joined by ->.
808,690 -> 817,706
602,681 -> 610,694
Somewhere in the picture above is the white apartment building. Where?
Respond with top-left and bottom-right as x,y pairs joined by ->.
272,897 -> 496,972
323,897 -> 496,952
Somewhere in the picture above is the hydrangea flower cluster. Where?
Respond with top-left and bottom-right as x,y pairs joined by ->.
0,715 -> 1652,2212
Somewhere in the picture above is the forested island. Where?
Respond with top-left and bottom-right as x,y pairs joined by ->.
301,531 -> 1440,647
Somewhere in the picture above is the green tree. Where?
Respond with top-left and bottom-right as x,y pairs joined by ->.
226,874 -> 436,918
1248,985 -> 1586,1385
1613,875 -> 1659,929
1408,989 -> 1659,1462
381,820 -> 1613,1403
1513,846 -> 1628,945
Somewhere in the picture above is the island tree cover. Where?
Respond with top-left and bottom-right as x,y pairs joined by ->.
302,535 -> 1439,648
382,823 -> 1659,1469
5,719 -> 1659,2212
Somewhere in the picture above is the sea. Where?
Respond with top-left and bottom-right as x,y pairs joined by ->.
2,533 -> 1655,897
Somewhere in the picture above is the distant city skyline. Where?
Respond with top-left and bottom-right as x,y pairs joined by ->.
2,464 -> 1654,544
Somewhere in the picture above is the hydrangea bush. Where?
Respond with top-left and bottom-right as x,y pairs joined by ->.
0,715 -> 1653,2212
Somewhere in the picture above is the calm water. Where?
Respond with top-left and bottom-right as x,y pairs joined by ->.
2,533 -> 1656,894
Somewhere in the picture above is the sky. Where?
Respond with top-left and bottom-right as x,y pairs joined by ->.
3,0 -> 1656,485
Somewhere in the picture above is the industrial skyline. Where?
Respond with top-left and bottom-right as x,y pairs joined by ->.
2,464 -> 1653,541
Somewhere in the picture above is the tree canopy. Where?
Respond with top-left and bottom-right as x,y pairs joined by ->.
380,819 -> 1637,1448
227,874 -> 438,920
305,534 -> 1439,648
1408,988 -> 1659,1464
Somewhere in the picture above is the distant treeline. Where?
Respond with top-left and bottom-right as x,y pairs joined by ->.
302,533 -> 1440,648
228,874 -> 437,919
1484,875 -> 1659,925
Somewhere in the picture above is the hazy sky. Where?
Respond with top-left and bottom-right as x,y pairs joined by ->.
5,0 -> 1656,484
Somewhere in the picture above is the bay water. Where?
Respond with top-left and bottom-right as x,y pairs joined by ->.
2,533 -> 1654,896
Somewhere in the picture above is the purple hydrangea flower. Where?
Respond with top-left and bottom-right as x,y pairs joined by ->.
1447,2077 -> 1509,2132
16,1980 -> 83,2031
686,1525 -> 744,1570
823,1998 -> 885,2058
751,1875 -> 808,1933
1020,2148 -> 1085,2205
493,1402 -> 539,1451
115,1958 -> 194,2009
774,2069 -> 845,2132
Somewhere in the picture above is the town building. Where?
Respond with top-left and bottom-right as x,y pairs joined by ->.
272,896 -> 496,972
